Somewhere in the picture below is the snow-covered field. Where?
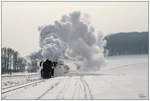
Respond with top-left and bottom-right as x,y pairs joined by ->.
2,55 -> 148,100
2,73 -> 41,89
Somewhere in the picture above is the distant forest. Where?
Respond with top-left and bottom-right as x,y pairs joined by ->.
105,32 -> 149,56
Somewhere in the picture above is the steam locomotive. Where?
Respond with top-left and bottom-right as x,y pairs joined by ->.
40,59 -> 55,79
40,59 -> 70,79
40,66 -> 52,79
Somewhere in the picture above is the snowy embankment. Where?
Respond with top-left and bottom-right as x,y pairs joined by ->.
2,55 -> 148,100
2,73 -> 41,89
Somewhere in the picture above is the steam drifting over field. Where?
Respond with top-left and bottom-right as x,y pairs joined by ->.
39,11 -> 106,70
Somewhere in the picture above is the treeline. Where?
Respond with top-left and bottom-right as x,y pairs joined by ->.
105,32 -> 148,56
1,47 -> 43,74
1,47 -> 27,74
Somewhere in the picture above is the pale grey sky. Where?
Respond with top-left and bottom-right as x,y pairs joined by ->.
2,2 -> 148,57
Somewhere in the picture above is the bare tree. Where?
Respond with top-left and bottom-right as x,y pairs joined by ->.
1,47 -> 27,74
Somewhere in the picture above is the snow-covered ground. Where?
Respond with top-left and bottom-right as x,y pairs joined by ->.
2,55 -> 148,100
2,73 -> 41,89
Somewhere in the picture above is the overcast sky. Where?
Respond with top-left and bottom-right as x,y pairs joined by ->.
2,2 -> 148,57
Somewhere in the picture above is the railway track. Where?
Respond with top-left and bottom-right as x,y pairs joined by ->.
2,73 -> 41,89
2,79 -> 44,94
2,78 -> 41,90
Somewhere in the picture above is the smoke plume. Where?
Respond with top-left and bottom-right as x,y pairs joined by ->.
39,11 -> 106,70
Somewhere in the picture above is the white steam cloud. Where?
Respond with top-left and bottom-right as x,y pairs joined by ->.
39,11 -> 106,70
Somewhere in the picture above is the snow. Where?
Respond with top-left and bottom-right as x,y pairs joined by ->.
2,72 -> 38,77
2,73 -> 41,89
2,55 -> 148,99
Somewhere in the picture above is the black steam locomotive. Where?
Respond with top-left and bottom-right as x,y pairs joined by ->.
40,59 -> 57,79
